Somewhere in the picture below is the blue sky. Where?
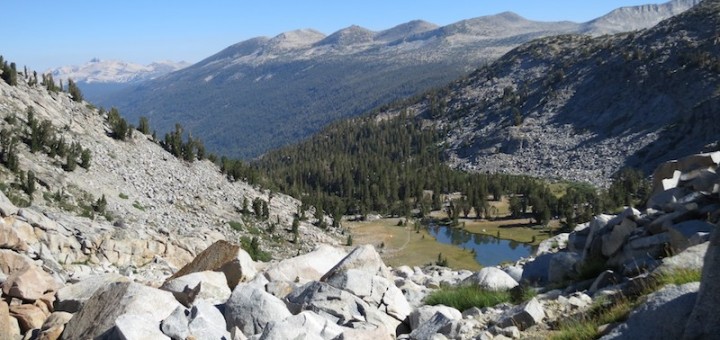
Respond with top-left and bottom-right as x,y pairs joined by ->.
3,1 -> 661,71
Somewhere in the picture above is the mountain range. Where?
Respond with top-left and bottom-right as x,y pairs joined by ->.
369,0 -> 718,186
86,0 -> 700,159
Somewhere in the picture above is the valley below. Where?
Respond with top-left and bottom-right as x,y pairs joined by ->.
2,0 -> 720,339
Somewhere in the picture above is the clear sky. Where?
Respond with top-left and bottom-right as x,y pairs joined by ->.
2,1 -> 663,71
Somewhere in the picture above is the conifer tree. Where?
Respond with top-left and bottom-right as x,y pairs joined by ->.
80,148 -> 92,169
67,78 -> 83,102
137,116 -> 150,135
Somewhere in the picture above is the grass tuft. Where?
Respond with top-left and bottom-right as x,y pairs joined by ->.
654,268 -> 702,286
425,286 -> 511,311
551,268 -> 702,340
552,296 -> 635,340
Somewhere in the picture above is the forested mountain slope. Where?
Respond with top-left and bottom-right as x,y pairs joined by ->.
378,0 -> 720,186
95,0 -> 698,159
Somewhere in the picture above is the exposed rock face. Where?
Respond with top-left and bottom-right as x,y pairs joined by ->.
409,305 -> 462,330
496,298 -> 545,331
264,244 -> 347,283
601,283 -> 699,340
62,281 -> 182,339
286,281 -> 403,336
516,152 -> 720,283
461,267 -> 519,291
161,270 -> 232,305
259,311 -> 345,340
321,244 -> 393,281
682,229 -> 720,339
380,0 -> 718,187
225,284 -> 292,336
325,268 -> 411,322
55,273 -> 129,313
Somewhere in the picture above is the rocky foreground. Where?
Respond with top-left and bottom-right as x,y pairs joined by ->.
1,151 -> 720,339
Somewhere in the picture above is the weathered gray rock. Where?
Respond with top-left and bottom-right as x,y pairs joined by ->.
161,306 -> 190,340
588,270 -> 623,295
408,312 -> 456,340
0,190 -> 18,217
582,216 -> 612,263
648,187 -> 689,210
394,266 -> 414,279
259,311 -> 345,340
18,208 -> 58,231
55,273 -> 128,313
684,168 -> 720,193
608,232 -> 671,271
409,305 -> 461,330
231,326 -> 248,340
561,292 -> 593,309
265,280 -> 296,299
601,218 -> 637,257
461,267 -> 519,291
678,152 -> 720,173
264,245 -> 347,283
321,244 -> 393,281
654,242 -> 708,276
397,279 -> 428,309
285,281 -> 401,336
536,233 -> 569,256
501,326 -> 521,339
325,269 -> 411,321
113,314 -> 171,340
496,298 -> 545,331
225,283 -> 291,336
601,283 -> 699,340
520,253 -> 553,284
548,252 -> 581,284
502,265 -> 523,283
683,229 -> 720,340
667,220 -> 714,252
160,270 -> 231,305
188,300 -> 231,340
340,323 -> 393,340
62,281 -> 182,339
568,222 -> 590,253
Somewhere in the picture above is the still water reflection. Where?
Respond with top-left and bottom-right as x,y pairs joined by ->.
427,224 -> 535,267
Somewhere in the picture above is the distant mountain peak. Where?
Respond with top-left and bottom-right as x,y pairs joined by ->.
316,25 -> 375,47
267,29 -> 326,50
375,20 -> 439,42
49,59 -> 189,84
582,0 -> 702,34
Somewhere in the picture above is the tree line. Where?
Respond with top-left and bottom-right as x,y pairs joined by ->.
253,111 -> 650,229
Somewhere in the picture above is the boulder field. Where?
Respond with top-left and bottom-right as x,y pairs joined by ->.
2,152 -> 720,339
